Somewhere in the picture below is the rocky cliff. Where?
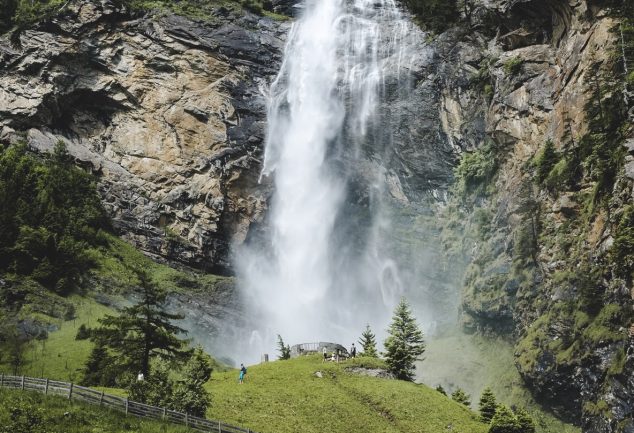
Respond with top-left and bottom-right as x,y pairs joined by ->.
428,0 -> 634,431
0,0 -> 287,273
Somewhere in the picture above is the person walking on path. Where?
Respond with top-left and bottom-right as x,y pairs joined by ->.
239,363 -> 247,384
322,347 -> 328,363
350,343 -> 357,359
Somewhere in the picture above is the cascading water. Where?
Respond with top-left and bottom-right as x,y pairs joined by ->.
233,0 -> 429,363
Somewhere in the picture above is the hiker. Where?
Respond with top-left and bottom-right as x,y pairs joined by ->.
350,343 -> 357,359
322,347 -> 328,362
239,363 -> 247,384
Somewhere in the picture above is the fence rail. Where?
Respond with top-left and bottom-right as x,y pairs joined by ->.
0,374 -> 257,433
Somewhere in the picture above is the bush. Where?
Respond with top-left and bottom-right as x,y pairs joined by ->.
75,324 -> 90,340
451,388 -> 471,406
454,143 -> 498,198
503,57 -> 523,75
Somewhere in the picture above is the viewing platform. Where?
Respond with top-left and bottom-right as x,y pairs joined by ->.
290,342 -> 349,358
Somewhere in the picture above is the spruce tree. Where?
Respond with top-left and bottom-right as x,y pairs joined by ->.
383,297 -> 425,381
90,268 -> 190,376
358,324 -> 378,357
489,405 -> 520,433
514,408 -> 536,433
479,387 -> 497,423
171,346 -> 213,416
277,334 -> 291,360
451,388 -> 471,407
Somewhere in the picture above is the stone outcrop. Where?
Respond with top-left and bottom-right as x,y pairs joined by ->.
430,1 -> 634,431
0,0 -> 287,273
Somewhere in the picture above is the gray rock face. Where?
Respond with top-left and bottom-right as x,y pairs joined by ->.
0,0 -> 287,273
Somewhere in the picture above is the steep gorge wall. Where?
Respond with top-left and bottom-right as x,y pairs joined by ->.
0,0 -> 286,273
431,0 -> 634,431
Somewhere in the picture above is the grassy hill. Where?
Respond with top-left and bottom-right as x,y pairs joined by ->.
206,355 -> 487,433
0,388 -> 194,433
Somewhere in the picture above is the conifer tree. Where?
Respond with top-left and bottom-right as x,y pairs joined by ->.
383,297 -> 425,381
90,268 -> 189,376
171,346 -> 213,416
451,388 -> 471,407
358,324 -> 378,357
514,408 -> 536,433
277,334 -> 291,360
489,405 -> 520,433
479,387 -> 497,423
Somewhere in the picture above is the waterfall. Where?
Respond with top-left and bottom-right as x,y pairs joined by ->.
235,0 -> 424,363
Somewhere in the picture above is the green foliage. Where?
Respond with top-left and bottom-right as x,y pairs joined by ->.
503,57 -> 523,75
383,298 -> 425,381
451,388 -> 471,407
610,205 -> 634,278
171,347 -> 213,416
75,324 -> 90,340
454,143 -> 498,198
90,267 -> 190,377
277,334 -> 291,360
0,143 -> 109,295
489,405 -> 520,433
358,324 -> 378,358
488,405 -> 536,433
515,408 -> 536,433
81,342 -> 118,387
436,384 -> 447,395
128,359 -> 174,407
533,140 -> 558,184
479,387 -> 497,423
401,0 -> 459,33
0,388 -> 194,433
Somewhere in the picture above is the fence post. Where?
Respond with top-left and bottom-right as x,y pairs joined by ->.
1,373 -> 3,387
162,407 -> 166,420
99,391 -> 104,405
45,378 -> 49,395
125,398 -> 129,415
21,376 -> 25,390
68,383 -> 73,400
218,421 -> 221,433
185,412 -> 188,427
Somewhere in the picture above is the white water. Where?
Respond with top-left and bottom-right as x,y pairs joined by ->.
234,0 -> 424,363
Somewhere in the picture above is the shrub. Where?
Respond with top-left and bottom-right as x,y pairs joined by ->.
503,57 -> 523,75
451,388 -> 471,406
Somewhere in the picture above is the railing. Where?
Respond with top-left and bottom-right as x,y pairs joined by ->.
0,374 -> 256,433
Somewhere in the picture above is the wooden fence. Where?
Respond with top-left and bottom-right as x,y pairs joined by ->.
0,374 -> 256,433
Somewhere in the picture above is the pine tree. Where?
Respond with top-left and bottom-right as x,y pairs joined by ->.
479,387 -> 497,423
277,334 -> 290,360
171,346 -> 213,416
514,408 -> 536,433
358,324 -> 378,357
81,342 -> 116,386
90,267 -> 190,376
383,297 -> 425,381
451,388 -> 471,407
489,405 -> 520,433
435,385 -> 447,396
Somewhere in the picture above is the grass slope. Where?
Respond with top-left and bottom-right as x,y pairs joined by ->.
207,355 -> 487,433
419,332 -> 580,433
0,295 -> 114,381
0,388 -> 194,433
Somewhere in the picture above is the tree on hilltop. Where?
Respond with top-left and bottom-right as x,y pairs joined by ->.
358,324 -> 378,357
383,297 -> 425,381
